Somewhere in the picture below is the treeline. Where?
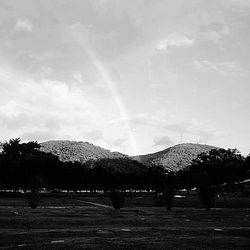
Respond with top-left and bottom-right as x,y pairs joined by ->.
0,138 -> 152,192
0,138 -> 250,209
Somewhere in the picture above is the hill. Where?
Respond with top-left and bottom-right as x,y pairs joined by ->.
40,140 -> 127,163
132,143 -> 217,172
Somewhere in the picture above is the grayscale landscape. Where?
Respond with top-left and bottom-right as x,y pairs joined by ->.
0,0 -> 250,249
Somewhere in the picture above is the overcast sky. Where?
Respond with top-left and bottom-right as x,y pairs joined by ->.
0,0 -> 250,155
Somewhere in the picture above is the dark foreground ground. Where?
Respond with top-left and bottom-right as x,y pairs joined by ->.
0,192 -> 249,249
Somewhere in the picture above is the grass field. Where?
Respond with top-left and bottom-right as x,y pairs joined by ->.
0,192 -> 250,249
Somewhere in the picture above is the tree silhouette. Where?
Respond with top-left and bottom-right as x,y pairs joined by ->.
148,165 -> 177,210
190,148 -> 245,206
2,138 -> 22,158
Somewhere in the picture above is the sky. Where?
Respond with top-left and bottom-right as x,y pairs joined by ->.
0,0 -> 250,156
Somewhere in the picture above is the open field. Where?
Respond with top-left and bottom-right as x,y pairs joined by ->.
0,193 -> 250,249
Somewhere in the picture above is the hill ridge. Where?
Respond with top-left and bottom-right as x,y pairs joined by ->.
132,143 -> 218,172
1,140 -> 219,172
40,140 -> 128,163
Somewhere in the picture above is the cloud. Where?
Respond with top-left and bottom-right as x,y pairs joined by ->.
198,22 -> 230,43
110,113 -> 168,127
156,33 -> 194,51
112,137 -> 127,148
14,18 -> 33,32
73,72 -> 83,83
21,130 -> 59,142
0,66 -> 12,81
165,121 -> 224,143
153,135 -> 174,147
84,130 -> 103,141
0,78 -> 104,142
226,0 -> 250,6
193,60 -> 247,76
44,118 -> 61,131
0,0 -> 249,156
0,100 -> 19,116
0,113 -> 30,130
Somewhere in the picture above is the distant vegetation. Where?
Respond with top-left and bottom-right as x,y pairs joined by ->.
0,138 -> 148,193
40,140 -> 127,163
0,138 -> 249,210
132,143 -> 217,172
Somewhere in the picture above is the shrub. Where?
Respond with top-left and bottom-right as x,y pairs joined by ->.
154,190 -> 175,210
110,191 -> 125,209
163,190 -> 175,211
25,191 -> 40,209
154,193 -> 165,207
197,185 -> 215,210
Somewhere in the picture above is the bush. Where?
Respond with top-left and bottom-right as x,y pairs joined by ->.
154,190 -> 175,210
197,185 -> 215,210
25,191 -> 40,209
154,193 -> 165,207
163,190 -> 175,211
110,191 -> 125,209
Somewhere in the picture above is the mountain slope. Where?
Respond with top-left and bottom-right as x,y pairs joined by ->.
132,143 -> 217,172
40,140 -> 127,163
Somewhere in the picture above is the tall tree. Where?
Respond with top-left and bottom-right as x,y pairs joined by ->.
2,138 -> 21,158
190,148 -> 245,201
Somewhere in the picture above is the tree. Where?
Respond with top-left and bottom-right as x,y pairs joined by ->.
2,138 -> 40,158
20,141 -> 41,156
2,138 -> 22,158
244,154 -> 250,179
110,191 -> 125,210
149,165 -> 176,211
25,191 -> 40,209
1,138 -> 23,190
0,138 -> 43,192
190,148 -> 245,206
196,172 -> 215,210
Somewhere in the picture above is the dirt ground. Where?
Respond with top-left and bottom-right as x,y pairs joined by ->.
0,192 -> 249,249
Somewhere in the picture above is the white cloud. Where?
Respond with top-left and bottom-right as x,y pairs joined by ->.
84,130 -> 103,141
193,60 -> 247,76
112,137 -> 126,147
154,135 -> 174,147
73,72 -> 83,83
156,33 -> 194,51
165,120 -> 225,144
0,1 -> 249,156
198,22 -> 230,43
0,67 -> 12,81
0,101 -> 19,116
0,113 -> 30,130
110,112 -> 168,127
14,18 -> 33,32
22,130 -> 60,142
0,78 -> 104,142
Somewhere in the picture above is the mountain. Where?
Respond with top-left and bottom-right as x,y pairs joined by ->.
40,140 -> 127,163
132,143 -> 217,172
0,140 -> 219,173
